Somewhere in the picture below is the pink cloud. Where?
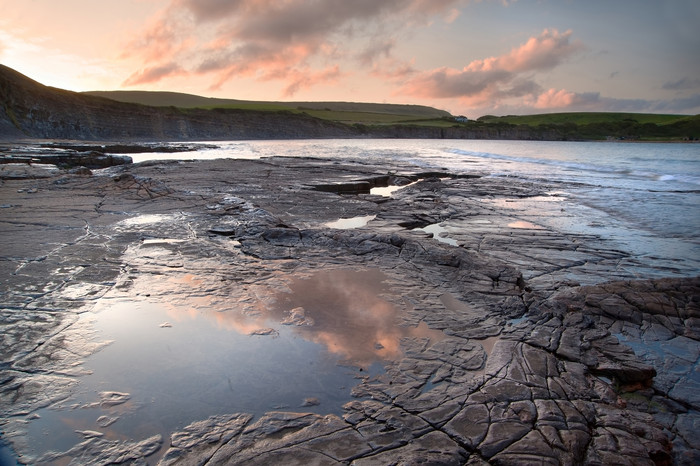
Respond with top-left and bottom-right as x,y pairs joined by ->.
122,0 -> 465,96
396,28 -> 583,108
532,88 -> 578,108
122,62 -> 185,86
465,29 -> 581,73
278,65 -> 344,97
370,58 -> 417,80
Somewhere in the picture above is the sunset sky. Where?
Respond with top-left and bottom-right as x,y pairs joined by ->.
1,0 -> 699,118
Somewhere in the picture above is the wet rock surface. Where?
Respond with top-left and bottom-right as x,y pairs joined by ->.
0,155 -> 697,464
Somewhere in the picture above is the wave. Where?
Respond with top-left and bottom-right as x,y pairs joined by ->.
447,148 -> 700,186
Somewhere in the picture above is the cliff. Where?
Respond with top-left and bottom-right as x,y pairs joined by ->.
0,65 -> 563,142
0,65 -> 357,141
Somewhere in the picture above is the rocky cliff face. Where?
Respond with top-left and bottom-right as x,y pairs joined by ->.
1,64 -> 568,142
0,65 -> 358,141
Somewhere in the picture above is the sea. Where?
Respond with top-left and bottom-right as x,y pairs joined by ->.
130,139 -> 700,278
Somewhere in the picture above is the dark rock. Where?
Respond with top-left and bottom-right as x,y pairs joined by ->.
1,155 -> 697,464
262,227 -> 302,246
312,181 -> 371,194
36,434 -> 162,465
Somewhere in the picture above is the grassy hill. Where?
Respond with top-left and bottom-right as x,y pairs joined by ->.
83,90 -> 452,125
84,92 -> 698,136
477,112 -> 693,126
475,112 -> 700,141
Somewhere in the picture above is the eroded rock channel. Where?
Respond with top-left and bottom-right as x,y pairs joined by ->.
0,156 -> 698,465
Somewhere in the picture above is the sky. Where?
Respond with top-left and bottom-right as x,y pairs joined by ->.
1,0 -> 699,118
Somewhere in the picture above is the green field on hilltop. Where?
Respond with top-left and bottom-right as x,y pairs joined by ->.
198,102 -> 296,112
297,110 -> 458,126
477,112 -> 692,126
84,90 -> 451,122
474,112 -> 700,140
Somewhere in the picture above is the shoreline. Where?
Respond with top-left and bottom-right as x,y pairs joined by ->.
0,155 -> 698,464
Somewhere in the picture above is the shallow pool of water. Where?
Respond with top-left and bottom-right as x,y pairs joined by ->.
417,223 -> 459,246
370,181 -> 417,197
507,220 -> 545,229
24,268 -> 443,461
324,215 -> 376,229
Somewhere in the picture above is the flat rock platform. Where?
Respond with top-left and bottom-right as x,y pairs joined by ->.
0,156 -> 698,465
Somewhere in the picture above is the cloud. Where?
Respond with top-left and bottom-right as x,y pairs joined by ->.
397,28 -> 582,106
356,38 -> 395,67
370,58 -> 417,80
265,65 -> 343,97
521,88 -> 700,114
123,0 -> 465,95
395,29 -> 583,113
123,62 -> 185,86
464,28 -> 581,74
650,93 -> 700,113
662,77 -> 700,91
388,27 -> 698,115
532,88 -> 581,108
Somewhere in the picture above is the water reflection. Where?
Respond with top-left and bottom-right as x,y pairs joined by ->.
169,268 -> 445,367
118,214 -> 176,226
267,269 -> 445,366
125,267 -> 444,368
507,220 -> 544,229
417,223 -> 459,246
370,181 -> 417,197
324,215 -> 376,229
24,267 -> 444,461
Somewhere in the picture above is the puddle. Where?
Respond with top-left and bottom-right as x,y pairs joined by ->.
417,223 -> 459,246
471,336 -> 501,377
118,214 -> 176,227
24,268 -> 443,461
325,215 -> 376,229
370,181 -> 417,197
371,185 -> 403,196
597,375 -> 613,385
507,316 -> 528,326
507,220 -> 545,229
141,238 -> 186,245
0,440 -> 18,466
478,336 -> 500,358
420,379 -> 444,394
272,269 -> 445,366
485,195 -> 566,209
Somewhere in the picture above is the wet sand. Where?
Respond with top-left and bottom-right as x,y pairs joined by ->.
0,156 -> 698,464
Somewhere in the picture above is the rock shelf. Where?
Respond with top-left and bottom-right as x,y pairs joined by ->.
0,156 -> 697,464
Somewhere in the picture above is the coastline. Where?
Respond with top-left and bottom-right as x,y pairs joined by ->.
0,155 -> 698,464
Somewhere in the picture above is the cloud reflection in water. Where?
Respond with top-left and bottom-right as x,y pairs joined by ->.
149,266 -> 444,367
193,268 -> 444,366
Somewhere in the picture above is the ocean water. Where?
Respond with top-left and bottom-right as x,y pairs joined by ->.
131,139 -> 700,277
